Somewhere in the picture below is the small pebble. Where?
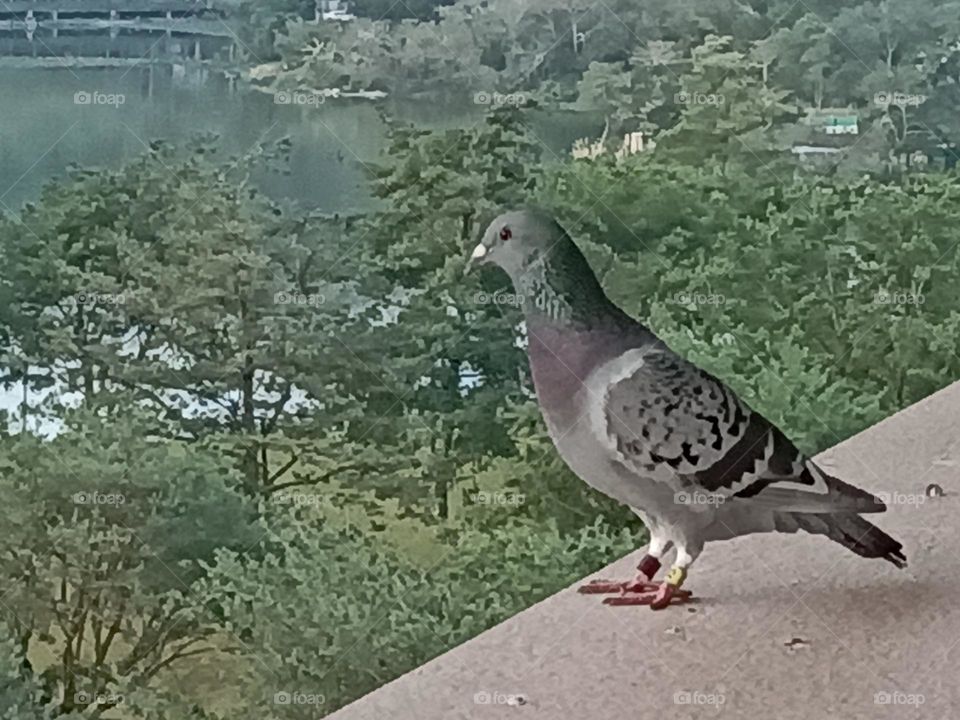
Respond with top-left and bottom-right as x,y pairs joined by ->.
784,637 -> 810,651
665,625 -> 687,640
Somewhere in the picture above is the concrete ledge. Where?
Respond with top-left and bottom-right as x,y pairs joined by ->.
329,381 -> 960,720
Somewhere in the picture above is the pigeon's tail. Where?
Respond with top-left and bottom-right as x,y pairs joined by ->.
776,511 -> 907,568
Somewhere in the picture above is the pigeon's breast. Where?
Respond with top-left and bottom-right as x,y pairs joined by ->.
526,323 -> 603,432
525,322 -> 634,499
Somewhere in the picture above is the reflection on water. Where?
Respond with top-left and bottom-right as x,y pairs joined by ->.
0,16 -> 600,213
0,27 -> 231,61
0,65 -> 406,211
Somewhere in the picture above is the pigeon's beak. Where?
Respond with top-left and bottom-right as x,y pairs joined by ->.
463,242 -> 488,276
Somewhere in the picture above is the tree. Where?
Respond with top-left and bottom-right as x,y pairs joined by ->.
330,108 -> 545,519
656,35 -> 797,170
0,138 -> 372,497
0,409 -> 260,716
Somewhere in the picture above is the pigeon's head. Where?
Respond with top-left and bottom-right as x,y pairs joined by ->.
465,208 -> 564,278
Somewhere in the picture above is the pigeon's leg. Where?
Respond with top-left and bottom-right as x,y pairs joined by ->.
578,537 -> 670,595
649,546 -> 697,610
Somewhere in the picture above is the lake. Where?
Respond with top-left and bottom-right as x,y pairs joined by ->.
0,63 -> 599,214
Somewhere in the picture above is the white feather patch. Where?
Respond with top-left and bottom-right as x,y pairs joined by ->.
585,348 -> 651,459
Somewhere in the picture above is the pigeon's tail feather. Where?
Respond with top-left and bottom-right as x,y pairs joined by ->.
775,511 -> 907,568
820,468 -> 888,513
745,485 -> 885,514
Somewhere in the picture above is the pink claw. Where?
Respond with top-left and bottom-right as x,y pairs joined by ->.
604,586 -> 693,608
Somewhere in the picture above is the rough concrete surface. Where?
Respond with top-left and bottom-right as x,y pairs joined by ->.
329,381 -> 960,720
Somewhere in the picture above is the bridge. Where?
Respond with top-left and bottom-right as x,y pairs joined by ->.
0,0 -> 239,64
0,1 -> 222,20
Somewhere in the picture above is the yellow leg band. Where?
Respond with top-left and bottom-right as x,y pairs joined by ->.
665,567 -> 687,587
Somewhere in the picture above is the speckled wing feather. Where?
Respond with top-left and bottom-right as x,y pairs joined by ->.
601,349 -> 884,513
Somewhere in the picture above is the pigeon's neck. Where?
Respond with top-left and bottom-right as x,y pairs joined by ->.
513,237 -> 628,331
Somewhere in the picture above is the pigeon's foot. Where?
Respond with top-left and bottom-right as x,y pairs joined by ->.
593,567 -> 693,610
602,584 -> 693,608
578,577 -> 660,595
577,554 -> 662,595
651,567 -> 691,610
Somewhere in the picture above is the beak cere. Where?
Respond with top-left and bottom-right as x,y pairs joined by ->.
464,243 -> 488,275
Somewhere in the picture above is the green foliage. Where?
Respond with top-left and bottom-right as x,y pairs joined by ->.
246,0 -> 960,171
0,413 -> 259,716
329,108 -> 547,518
0,137 -> 374,495
0,629 -> 56,720
193,508 -> 639,715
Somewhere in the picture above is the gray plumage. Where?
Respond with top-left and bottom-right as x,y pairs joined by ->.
467,208 -> 906,576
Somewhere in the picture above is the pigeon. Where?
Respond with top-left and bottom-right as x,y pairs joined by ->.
465,208 -> 906,610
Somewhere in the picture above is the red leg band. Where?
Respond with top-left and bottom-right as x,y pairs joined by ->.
637,554 -> 661,580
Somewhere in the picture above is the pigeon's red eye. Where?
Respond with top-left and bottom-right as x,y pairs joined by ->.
499,226 -> 512,241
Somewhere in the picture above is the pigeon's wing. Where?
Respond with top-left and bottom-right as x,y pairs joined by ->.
598,348 -> 884,514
